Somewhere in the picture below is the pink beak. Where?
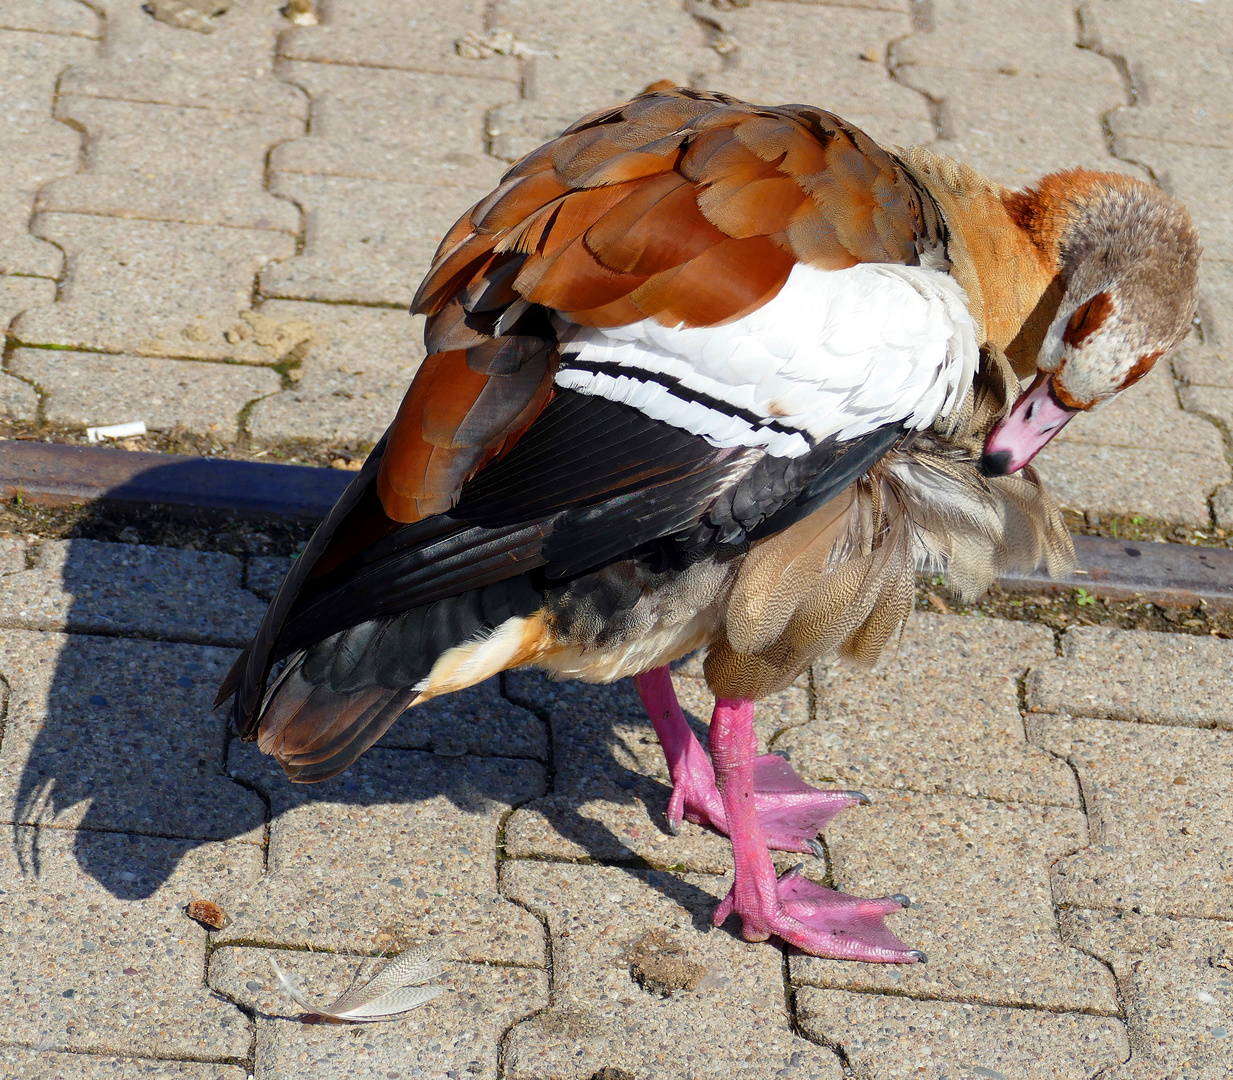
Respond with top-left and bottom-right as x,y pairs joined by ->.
981,372 -> 1080,475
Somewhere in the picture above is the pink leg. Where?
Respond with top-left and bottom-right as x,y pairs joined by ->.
709,697 -> 925,963
633,666 -> 865,854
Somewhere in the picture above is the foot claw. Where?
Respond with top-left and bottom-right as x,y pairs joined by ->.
806,838 -> 825,860
890,893 -> 911,909
665,816 -> 680,836
908,950 -> 928,963
846,790 -> 871,806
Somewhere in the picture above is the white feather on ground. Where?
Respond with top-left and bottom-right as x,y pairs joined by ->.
270,942 -> 447,1022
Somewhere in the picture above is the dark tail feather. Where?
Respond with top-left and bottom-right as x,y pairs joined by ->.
258,660 -> 417,782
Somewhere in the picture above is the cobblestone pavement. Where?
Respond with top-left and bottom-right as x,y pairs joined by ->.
1,2 -> 1232,1078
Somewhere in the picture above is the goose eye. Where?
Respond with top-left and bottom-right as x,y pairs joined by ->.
1063,291 -> 1113,348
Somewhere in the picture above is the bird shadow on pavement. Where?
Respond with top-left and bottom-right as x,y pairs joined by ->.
8,541 -> 731,931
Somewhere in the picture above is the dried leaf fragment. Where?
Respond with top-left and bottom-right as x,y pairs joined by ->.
186,899 -> 227,930
271,942 -> 448,1022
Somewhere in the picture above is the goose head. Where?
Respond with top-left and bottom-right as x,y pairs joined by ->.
981,174 -> 1200,476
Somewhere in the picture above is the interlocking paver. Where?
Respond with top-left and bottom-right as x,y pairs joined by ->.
0,1049 -> 247,1080
699,1 -> 935,148
487,0 -> 722,161
0,29 -> 93,278
58,0 -> 305,117
1035,362 -> 1230,524
892,0 -> 1133,185
0,629 -> 264,841
279,0 -> 519,83
0,538 -> 266,644
1041,716 -> 1233,918
1027,626 -> 1233,729
272,62 -> 510,187
797,989 -> 1129,1079
210,947 -> 547,1080
0,0 -> 101,37
246,303 -> 425,446
38,96 -> 302,232
1061,908 -> 1233,1080
0,825 -> 257,1058
0,371 -> 38,420
12,215 -> 296,361
503,669 -> 806,874
775,613 -> 1077,806
9,347 -> 280,440
790,790 -> 1118,1012
258,173 -> 486,306
215,741 -> 546,965
1032,440 -> 1227,525
500,860 -> 842,1080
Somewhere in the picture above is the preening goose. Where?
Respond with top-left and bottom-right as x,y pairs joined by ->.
218,88 -> 1199,963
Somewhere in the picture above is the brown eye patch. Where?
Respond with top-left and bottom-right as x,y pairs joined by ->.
1062,290 -> 1113,348
1119,349 -> 1164,390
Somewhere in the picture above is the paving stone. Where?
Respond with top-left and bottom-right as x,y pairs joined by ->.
1119,141 -> 1233,262
502,669 -> 806,874
378,677 -> 548,761
896,0 -> 1118,83
0,30 -> 94,278
246,302 -> 424,447
246,553 -> 296,600
790,790 -> 1118,1012
0,538 -> 267,644
0,371 -> 38,420
0,273 -> 54,329
1174,345 -> 1233,389
216,741 -> 546,965
279,0 -> 519,83
797,988 -> 1129,1079
501,860 -> 842,1080
1060,908 -> 1233,1080
9,348 -> 280,440
912,68 -> 1139,187
0,532 -> 26,573
210,947 -> 547,1080
1032,440 -> 1227,526
12,215 -> 296,361
698,2 -> 935,148
1039,715 -> 1233,918
0,0 -> 101,36
1196,260 -> 1233,347
272,62 -> 511,186
0,629 -> 264,845
39,96 -> 302,231
1027,626 -> 1233,730
1055,362 -> 1224,456
774,613 -> 1077,806
1081,0 -> 1233,150
0,825 -> 258,1057
487,0 -> 722,161
259,174 -> 485,306
59,0 -> 306,117
0,1049 -> 247,1080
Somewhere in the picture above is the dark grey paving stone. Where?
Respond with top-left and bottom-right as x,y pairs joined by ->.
216,742 -> 546,965
0,629 -> 265,850
0,539 -> 266,645
502,670 -> 804,874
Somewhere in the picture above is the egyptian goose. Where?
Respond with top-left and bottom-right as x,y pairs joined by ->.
219,89 -> 1199,963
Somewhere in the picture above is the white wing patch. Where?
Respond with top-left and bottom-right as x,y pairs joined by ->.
554,261 -> 978,458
